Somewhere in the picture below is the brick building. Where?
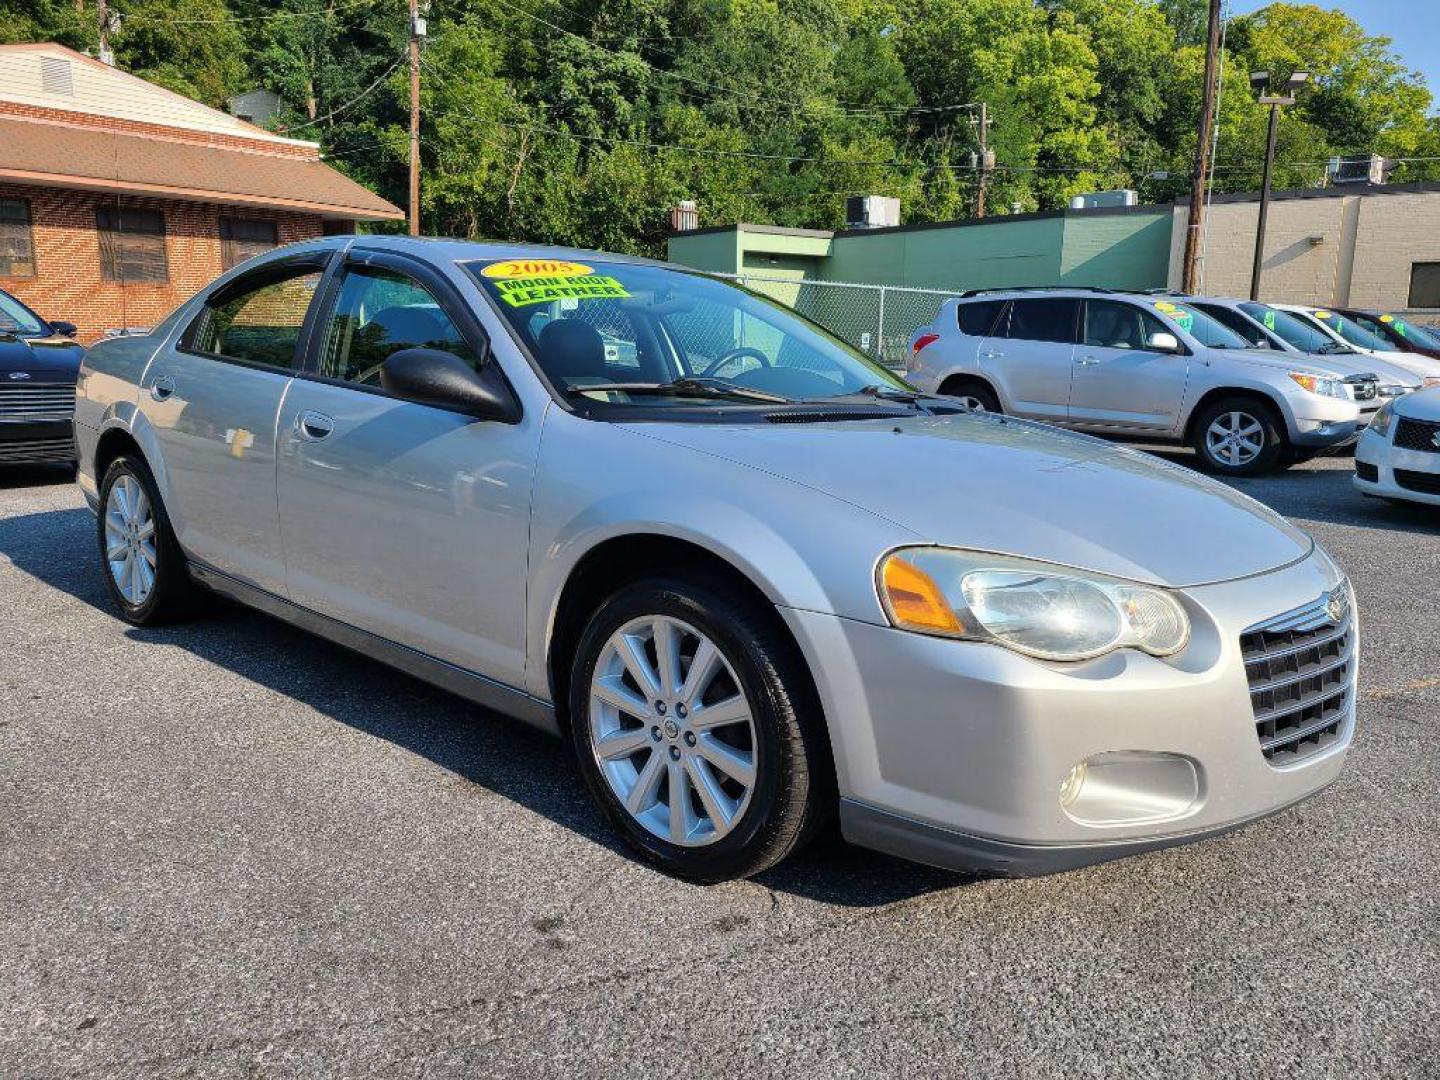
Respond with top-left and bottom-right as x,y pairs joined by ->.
0,43 -> 403,343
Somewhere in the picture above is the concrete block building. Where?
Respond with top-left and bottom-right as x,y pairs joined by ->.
0,43 -> 403,343
669,183 -> 1440,317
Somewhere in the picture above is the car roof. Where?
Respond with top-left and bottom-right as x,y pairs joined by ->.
315,233 -> 674,271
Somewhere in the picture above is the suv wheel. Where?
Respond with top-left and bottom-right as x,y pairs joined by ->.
97,454 -> 197,625
1191,396 -> 1288,476
568,575 -> 830,882
939,378 -> 1001,413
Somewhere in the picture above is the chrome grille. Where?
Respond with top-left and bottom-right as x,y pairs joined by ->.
1241,588 -> 1354,766
0,382 -> 76,419
1394,416 -> 1440,453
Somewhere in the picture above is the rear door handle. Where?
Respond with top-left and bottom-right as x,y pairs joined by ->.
295,410 -> 334,441
981,350 -> 1003,360
150,375 -> 176,401
1075,355 -> 1100,366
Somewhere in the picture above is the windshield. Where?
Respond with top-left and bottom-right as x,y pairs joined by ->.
1240,303 -> 1347,354
0,290 -> 46,337
466,258 -> 908,405
1354,312 -> 1440,351
1304,308 -> 1392,351
1152,300 -> 1250,349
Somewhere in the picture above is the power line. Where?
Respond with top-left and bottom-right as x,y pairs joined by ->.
113,0 -> 381,26
281,51 -> 406,132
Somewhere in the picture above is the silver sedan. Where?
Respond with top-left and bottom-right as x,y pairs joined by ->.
74,238 -> 1356,882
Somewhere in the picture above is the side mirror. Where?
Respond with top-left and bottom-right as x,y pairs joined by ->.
1146,331 -> 1181,354
379,347 -> 519,422
49,320 -> 77,338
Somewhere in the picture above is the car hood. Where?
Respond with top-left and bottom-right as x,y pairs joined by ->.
1288,350 -> 1422,388
0,333 -> 83,379
632,412 -> 1312,589
1362,348 -> 1440,380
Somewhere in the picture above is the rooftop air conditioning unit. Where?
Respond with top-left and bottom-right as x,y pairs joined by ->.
669,200 -> 699,233
1326,154 -> 1393,186
1068,189 -> 1139,209
845,195 -> 900,229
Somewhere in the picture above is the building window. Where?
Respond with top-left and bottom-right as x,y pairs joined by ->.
0,199 -> 36,278
96,207 -> 168,283
1410,263 -> 1440,309
220,217 -> 279,270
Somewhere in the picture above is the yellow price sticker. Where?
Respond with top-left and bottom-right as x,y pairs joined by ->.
1379,314 -> 1395,323
1153,301 -> 1178,312
482,259 -> 594,280
1313,310 -> 1332,319
493,274 -> 631,308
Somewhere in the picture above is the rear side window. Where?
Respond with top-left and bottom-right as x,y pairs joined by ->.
187,266 -> 323,369
956,299 -> 1005,337
1000,298 -> 1078,344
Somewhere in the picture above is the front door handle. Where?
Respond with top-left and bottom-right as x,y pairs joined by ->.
981,350 -> 1003,360
150,375 -> 176,401
295,410 -> 335,441
1075,355 -> 1100,366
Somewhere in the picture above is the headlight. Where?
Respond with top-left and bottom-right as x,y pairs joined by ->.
877,548 -> 1191,662
1288,371 -> 1348,399
1368,401 -> 1395,436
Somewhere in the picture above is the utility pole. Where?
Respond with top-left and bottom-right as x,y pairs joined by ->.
974,103 -> 992,219
408,0 -> 423,236
96,0 -> 114,66
1248,71 -> 1308,300
1181,0 -> 1223,294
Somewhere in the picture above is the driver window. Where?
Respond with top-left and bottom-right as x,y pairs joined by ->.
1083,301 -> 1151,350
320,265 -> 478,386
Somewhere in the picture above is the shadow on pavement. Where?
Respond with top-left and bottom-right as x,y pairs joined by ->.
0,463 -> 75,490
0,501 -> 968,908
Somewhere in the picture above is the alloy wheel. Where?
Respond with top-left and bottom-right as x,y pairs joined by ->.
588,615 -> 758,847
956,395 -> 988,412
1205,410 -> 1265,467
104,474 -> 158,606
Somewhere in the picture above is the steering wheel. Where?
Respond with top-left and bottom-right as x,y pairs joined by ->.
699,346 -> 771,379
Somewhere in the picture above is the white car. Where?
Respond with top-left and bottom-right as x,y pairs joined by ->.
1354,388 -> 1440,506
1270,303 -> 1440,386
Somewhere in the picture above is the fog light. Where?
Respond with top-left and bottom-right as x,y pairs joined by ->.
1057,751 -> 1201,827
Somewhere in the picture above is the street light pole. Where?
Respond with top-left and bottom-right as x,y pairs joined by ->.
1249,100 -> 1281,301
1248,70 -> 1308,301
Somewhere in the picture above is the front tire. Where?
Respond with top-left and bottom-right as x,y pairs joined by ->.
568,575 -> 830,882
1191,396 -> 1288,476
97,454 -> 196,625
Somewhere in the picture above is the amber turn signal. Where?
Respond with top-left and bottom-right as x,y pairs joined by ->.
880,554 -> 962,634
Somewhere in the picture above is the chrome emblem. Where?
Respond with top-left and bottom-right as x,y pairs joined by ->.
1431,431 -> 1440,450
6,371 -> 31,380
1325,593 -> 1345,624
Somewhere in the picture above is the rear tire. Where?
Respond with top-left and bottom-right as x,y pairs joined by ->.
568,574 -> 831,882
1191,396 -> 1288,476
97,454 -> 197,625
939,377 -> 1001,413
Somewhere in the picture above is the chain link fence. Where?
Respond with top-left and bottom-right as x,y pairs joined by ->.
708,273 -> 964,369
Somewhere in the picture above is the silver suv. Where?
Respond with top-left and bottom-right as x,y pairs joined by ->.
906,288 -> 1363,475
74,241 -> 1355,882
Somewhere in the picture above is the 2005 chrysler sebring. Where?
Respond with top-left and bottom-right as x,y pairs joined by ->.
75,239 -> 1357,882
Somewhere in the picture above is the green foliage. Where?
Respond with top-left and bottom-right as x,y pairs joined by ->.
5,0 -> 1434,253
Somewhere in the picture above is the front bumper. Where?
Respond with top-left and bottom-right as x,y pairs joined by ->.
0,417 -> 76,464
1354,425 -> 1440,506
781,550 -> 1354,875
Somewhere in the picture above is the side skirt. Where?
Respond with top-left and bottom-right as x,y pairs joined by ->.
188,561 -> 560,736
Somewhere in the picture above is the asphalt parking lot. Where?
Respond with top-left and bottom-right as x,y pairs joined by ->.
2,452 -> 1437,1078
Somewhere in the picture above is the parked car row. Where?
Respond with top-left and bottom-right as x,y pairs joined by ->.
906,287 -> 1440,478
72,238 -> 1361,884
0,287 -> 82,466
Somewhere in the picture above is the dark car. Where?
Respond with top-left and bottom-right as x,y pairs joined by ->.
1334,308 -> 1440,361
0,288 -> 83,466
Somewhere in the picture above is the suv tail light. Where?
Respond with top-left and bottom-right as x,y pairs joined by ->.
908,332 -> 940,372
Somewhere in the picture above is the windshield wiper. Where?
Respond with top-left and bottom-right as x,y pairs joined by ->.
565,377 -> 790,404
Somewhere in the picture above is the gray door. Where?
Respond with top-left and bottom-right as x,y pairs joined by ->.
978,297 -> 1078,420
275,255 -> 540,687
1069,300 -> 1190,432
139,259 -> 327,593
